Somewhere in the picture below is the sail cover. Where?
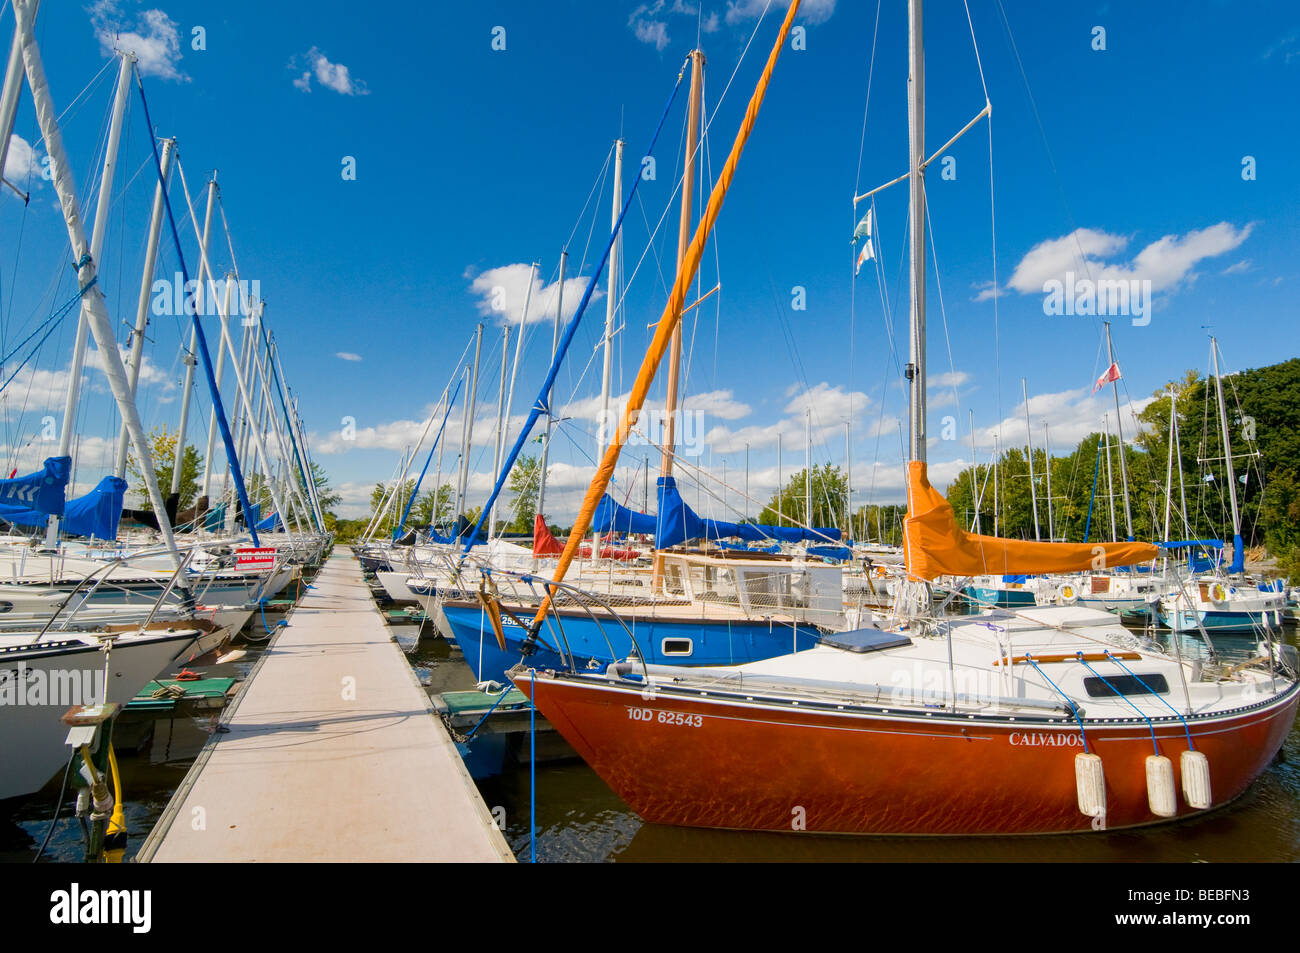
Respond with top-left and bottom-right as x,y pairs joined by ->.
533,513 -> 564,555
655,476 -> 841,548
903,461 -> 1158,580
0,456 -> 71,519
592,494 -> 657,536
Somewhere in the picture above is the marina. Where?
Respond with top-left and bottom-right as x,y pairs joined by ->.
0,0 -> 1298,890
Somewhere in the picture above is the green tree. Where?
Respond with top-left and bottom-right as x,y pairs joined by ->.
412,482 -> 453,526
759,464 -> 848,528
126,424 -> 202,511
507,455 -> 541,532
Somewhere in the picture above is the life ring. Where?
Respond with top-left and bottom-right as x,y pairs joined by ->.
1208,582 -> 1229,604
1057,584 -> 1078,605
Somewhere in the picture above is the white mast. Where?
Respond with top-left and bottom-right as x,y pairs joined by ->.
115,136 -> 174,479
47,48 -> 135,546
906,0 -> 926,464
805,407 -> 812,526
1104,321 -> 1134,539
171,173 -> 217,499
1022,377 -> 1040,541
1102,413 -> 1117,541
1043,422 -> 1055,542
0,0 -> 39,188
488,325 -> 510,538
14,11 -> 180,565
537,251 -> 565,520
1210,336 -> 1242,570
456,324 -> 483,525
599,140 -> 624,457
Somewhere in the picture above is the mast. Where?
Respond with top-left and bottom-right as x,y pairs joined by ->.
1103,413 -> 1117,541
1162,385 -> 1177,541
1043,423 -> 1055,542
968,410 -> 981,533
488,325 -> 510,539
1022,377 -> 1040,541
0,0 -> 39,190
844,421 -> 851,536
660,49 -> 705,479
537,252 -> 565,519
600,140 -> 624,457
454,364 -> 471,518
15,14 -> 181,565
992,433 -> 999,537
48,48 -> 134,546
1210,337 -> 1243,573
777,432 -> 783,525
171,173 -> 217,498
1104,321 -> 1134,538
458,323 -> 484,527
906,0 -> 926,464
805,407 -> 812,526
115,136 -> 175,478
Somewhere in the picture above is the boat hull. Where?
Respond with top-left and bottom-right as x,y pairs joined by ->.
514,670 -> 1299,835
444,602 -> 821,685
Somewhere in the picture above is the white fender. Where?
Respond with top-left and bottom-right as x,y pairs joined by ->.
1075,752 -> 1106,819
1181,749 -> 1212,810
1146,754 -> 1177,817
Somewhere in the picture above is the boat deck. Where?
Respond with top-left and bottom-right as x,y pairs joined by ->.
137,552 -> 514,862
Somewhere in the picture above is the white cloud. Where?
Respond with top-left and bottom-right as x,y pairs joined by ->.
994,223 -> 1254,300
291,47 -> 368,96
89,1 -> 186,82
725,0 -> 837,26
3,134 -> 42,190
969,385 -> 1158,455
336,352 -> 362,362
466,262 -> 602,325
1221,259 -> 1251,275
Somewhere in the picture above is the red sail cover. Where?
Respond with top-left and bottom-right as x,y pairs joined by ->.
903,461 -> 1158,581
533,514 -> 564,556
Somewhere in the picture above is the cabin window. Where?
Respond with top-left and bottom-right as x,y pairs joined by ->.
662,638 -> 694,657
1083,674 -> 1169,698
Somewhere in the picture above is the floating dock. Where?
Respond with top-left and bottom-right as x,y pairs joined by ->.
137,553 -> 514,862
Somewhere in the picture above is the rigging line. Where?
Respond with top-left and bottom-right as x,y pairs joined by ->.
921,179 -> 966,446
22,56 -> 117,157
992,0 -> 1107,354
563,142 -> 614,254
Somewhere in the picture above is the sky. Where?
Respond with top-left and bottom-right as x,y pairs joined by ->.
0,0 -> 1297,524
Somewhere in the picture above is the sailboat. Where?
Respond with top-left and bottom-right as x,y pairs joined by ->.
505,0 -> 1300,835
1158,338 -> 1285,634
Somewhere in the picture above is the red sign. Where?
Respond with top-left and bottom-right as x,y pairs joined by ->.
235,547 -> 277,572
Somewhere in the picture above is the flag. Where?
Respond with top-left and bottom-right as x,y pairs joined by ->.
853,209 -> 875,277
855,239 -> 875,276
1091,362 -> 1121,394
851,209 -> 873,244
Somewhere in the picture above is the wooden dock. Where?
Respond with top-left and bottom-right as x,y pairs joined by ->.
137,553 -> 514,863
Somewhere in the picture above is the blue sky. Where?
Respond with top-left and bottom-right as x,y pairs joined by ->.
1,0 -> 1297,522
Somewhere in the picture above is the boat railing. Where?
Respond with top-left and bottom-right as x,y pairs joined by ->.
33,542 -> 201,642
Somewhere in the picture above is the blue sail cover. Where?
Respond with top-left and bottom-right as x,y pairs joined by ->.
204,502 -> 227,532
64,476 -> 127,540
592,493 -> 658,536
655,476 -> 842,549
0,456 -> 72,527
256,511 -> 282,532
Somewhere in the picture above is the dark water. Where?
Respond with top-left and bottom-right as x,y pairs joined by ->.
6,613 -> 1297,863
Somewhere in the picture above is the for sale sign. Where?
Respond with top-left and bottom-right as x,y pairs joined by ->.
235,547 -> 276,571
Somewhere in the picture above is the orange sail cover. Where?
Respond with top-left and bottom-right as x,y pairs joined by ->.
903,461 -> 1159,581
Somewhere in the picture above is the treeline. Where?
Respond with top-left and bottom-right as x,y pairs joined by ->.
944,358 -> 1300,574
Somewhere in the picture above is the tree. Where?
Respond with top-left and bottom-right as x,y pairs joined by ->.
759,464 -> 847,528
412,482 -> 453,526
126,424 -> 202,511
368,479 -> 415,537
307,461 -> 341,513
506,455 -> 541,532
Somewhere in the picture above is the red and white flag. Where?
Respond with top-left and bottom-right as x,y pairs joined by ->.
1091,362 -> 1121,394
